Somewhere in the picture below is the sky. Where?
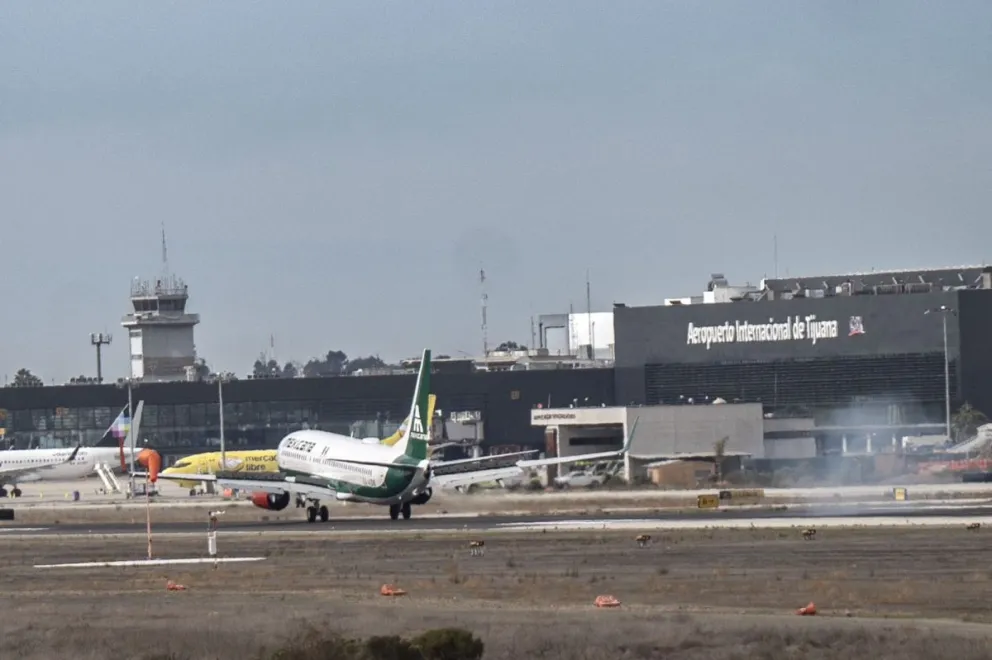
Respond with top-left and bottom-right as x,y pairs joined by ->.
1,1 -> 991,383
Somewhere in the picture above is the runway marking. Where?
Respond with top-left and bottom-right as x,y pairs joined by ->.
0,527 -> 49,533
34,557 -> 267,569
495,516 -> 992,532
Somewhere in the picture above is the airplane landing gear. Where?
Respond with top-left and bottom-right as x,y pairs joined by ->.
402,502 -> 412,519
306,503 -> 331,523
0,487 -> 6,498
389,504 -> 399,520
389,502 -> 413,520
11,487 -> 21,498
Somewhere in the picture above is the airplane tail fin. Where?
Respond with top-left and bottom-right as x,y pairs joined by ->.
392,349 -> 432,461
95,404 -> 133,448
382,393 -> 436,447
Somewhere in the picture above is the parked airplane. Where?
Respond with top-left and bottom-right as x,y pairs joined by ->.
149,349 -> 632,522
162,395 -> 439,492
0,403 -> 150,497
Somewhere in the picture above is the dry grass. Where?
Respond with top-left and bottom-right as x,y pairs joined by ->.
3,528 -> 992,658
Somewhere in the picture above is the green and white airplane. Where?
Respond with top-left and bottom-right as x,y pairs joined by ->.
150,348 -> 631,523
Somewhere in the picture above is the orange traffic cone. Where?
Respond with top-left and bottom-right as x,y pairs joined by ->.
380,584 -> 407,596
796,602 -> 816,616
594,595 -> 621,608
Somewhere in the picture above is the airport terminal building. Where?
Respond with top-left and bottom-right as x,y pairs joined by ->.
613,267 -> 992,455
0,367 -> 614,464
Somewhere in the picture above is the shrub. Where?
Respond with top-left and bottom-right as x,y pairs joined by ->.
411,628 -> 484,660
259,625 -> 483,660
363,635 -> 423,660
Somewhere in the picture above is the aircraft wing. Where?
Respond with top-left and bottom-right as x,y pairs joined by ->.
516,449 -> 625,468
430,466 -> 529,490
434,450 -> 540,468
427,419 -> 638,490
517,416 -> 637,468
140,471 -> 345,500
0,445 -> 81,478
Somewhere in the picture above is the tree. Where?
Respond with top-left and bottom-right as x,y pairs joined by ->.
282,362 -> 298,379
713,436 -> 728,484
346,354 -> 387,374
302,350 -> 348,377
495,341 -> 527,352
251,356 -> 284,379
952,402 -> 989,442
12,368 -> 43,388
192,357 -> 211,381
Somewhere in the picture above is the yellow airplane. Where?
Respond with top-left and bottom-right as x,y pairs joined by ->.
163,394 -> 437,492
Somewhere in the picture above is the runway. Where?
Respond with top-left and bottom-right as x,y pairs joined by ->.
4,501 -> 992,536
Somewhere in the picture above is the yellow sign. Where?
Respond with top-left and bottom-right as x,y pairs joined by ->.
893,487 -> 907,501
697,494 -> 720,509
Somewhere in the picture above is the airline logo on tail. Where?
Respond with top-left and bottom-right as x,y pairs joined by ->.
410,406 -> 428,441
110,409 -> 131,441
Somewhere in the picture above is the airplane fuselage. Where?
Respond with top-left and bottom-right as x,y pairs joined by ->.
0,447 -> 140,484
275,430 -> 428,506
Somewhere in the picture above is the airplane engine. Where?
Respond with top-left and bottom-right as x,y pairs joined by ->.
250,491 -> 291,511
410,487 -> 432,506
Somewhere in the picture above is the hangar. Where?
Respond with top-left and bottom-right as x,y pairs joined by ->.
531,402 -> 772,482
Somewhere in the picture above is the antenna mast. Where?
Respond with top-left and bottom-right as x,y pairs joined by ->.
480,268 -> 489,356
161,223 -> 170,282
773,234 -> 779,278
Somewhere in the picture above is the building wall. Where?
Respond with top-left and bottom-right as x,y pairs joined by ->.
957,290 -> 992,416
624,403 -> 765,459
613,290 -> 981,410
0,368 -> 615,458
763,417 -> 817,459
647,460 -> 715,488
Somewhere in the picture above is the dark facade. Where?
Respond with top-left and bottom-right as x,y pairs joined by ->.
0,368 -> 614,460
614,289 -> 992,424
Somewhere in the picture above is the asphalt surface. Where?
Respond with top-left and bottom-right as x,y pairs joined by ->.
3,502 -> 992,535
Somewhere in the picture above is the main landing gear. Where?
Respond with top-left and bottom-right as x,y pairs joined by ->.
388,502 -> 412,520
305,503 -> 330,524
0,486 -> 23,498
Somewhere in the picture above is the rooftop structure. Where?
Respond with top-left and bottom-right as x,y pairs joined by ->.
658,266 -> 992,307
758,265 -> 992,301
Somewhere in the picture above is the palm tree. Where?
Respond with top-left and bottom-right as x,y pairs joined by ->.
713,436 -> 728,484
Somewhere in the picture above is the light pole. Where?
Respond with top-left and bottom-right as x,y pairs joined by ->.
116,378 -> 138,496
218,377 -> 225,469
925,305 -> 955,443
214,374 -> 233,470
90,333 -> 112,383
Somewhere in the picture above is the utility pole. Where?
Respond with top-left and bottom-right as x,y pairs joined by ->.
90,333 -> 112,383
218,377 -> 226,469
480,268 -> 489,357
925,306 -> 955,443
586,270 -> 593,360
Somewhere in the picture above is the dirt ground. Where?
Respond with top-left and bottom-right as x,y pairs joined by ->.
2,527 -> 992,659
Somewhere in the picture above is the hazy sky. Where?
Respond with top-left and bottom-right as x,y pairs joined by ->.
2,2 -> 990,383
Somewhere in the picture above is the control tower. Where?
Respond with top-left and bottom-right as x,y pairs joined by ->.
121,274 -> 200,382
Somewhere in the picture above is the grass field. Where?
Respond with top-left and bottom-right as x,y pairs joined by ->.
3,527 -> 992,658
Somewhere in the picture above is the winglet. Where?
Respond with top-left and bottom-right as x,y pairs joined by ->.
65,444 -> 82,463
622,417 -> 638,453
